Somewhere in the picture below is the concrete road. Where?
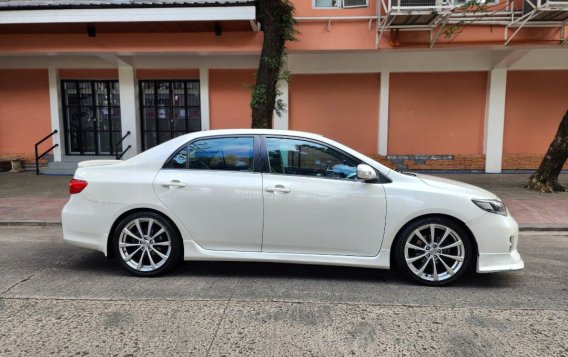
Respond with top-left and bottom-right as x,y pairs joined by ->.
0,226 -> 566,356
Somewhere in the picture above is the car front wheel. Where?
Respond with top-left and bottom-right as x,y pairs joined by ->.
114,212 -> 182,277
394,217 -> 473,286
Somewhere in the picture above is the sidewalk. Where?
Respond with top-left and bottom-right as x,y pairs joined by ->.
0,172 -> 68,224
1,171 -> 567,230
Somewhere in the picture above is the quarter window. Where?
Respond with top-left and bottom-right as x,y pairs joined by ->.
165,137 -> 254,172
164,145 -> 189,169
266,137 -> 359,180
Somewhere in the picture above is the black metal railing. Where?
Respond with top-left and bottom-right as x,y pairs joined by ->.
115,131 -> 131,160
35,130 -> 59,175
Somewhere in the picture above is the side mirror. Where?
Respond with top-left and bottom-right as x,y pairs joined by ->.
357,164 -> 378,182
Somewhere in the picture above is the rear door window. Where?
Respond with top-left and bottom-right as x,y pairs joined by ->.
165,137 -> 255,172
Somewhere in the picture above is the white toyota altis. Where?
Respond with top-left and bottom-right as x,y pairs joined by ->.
62,129 -> 524,285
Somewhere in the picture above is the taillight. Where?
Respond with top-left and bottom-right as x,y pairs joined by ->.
69,179 -> 88,194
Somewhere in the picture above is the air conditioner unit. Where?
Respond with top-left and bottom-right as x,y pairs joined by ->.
395,0 -> 441,7
454,0 -> 488,4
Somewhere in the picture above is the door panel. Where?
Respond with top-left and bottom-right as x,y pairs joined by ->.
154,170 -> 264,251
261,136 -> 387,256
153,136 -> 262,252
262,174 -> 386,256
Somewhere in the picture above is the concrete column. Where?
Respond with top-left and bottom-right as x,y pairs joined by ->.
378,72 -> 390,156
484,68 -> 507,173
199,67 -> 210,131
48,67 -> 63,162
118,65 -> 139,158
273,79 -> 289,130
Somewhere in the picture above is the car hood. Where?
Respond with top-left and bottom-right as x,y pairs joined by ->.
415,173 -> 499,200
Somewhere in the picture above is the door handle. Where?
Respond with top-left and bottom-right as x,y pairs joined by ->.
162,180 -> 186,188
266,185 -> 291,193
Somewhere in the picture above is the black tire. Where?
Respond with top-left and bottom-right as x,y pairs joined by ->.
113,211 -> 182,277
394,217 -> 474,286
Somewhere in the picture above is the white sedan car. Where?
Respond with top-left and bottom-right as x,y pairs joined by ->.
62,129 -> 524,286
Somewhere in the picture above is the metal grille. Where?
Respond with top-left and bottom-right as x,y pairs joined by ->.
139,80 -> 201,151
392,0 -> 442,7
343,0 -> 368,7
62,80 -> 121,156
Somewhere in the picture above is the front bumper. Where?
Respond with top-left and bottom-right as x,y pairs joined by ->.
477,250 -> 524,273
467,210 -> 525,273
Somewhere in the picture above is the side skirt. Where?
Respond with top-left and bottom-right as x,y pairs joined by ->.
182,240 -> 391,269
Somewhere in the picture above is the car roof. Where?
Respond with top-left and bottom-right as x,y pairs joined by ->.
189,129 -> 325,139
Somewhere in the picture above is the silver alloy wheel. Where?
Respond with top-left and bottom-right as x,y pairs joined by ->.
118,218 -> 172,272
403,223 -> 465,282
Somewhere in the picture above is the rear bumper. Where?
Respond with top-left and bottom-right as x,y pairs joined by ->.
467,211 -> 525,273
62,194 -> 124,256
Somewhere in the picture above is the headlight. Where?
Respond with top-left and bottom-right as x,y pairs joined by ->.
472,199 -> 507,216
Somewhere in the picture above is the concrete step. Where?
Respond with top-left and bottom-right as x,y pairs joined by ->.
60,155 -> 116,163
40,166 -> 76,176
40,161 -> 78,176
40,156 -> 117,176
47,161 -> 79,169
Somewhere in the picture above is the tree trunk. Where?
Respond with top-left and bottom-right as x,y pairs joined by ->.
250,0 -> 294,129
526,110 -> 568,193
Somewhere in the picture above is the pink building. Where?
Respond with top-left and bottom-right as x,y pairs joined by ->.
0,0 -> 567,174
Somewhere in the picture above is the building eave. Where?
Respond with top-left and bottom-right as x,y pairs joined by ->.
0,5 -> 256,24
0,0 -> 256,10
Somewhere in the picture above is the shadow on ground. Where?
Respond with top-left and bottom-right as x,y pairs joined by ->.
67,248 -> 521,290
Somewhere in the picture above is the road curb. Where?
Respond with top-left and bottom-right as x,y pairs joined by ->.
519,226 -> 568,232
0,221 -> 61,227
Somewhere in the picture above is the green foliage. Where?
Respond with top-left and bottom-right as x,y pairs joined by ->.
442,23 -> 465,39
250,77 -> 288,119
251,85 -> 267,110
262,56 -> 282,70
280,0 -> 299,42
461,0 -> 488,11
278,70 -> 290,82
442,0 -> 490,39
256,0 -> 298,42
274,98 -> 287,119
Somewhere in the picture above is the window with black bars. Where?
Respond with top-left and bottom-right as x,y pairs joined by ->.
139,80 -> 201,150
62,80 -> 121,155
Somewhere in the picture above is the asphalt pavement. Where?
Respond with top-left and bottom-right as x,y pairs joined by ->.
0,226 -> 567,356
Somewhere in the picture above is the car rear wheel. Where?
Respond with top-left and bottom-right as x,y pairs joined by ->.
114,212 -> 182,277
394,217 -> 473,286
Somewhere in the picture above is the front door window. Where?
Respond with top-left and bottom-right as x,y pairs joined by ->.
140,80 -> 201,150
62,80 -> 121,155
266,137 -> 359,180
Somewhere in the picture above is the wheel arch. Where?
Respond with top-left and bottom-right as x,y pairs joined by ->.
389,213 -> 478,267
106,208 -> 184,259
